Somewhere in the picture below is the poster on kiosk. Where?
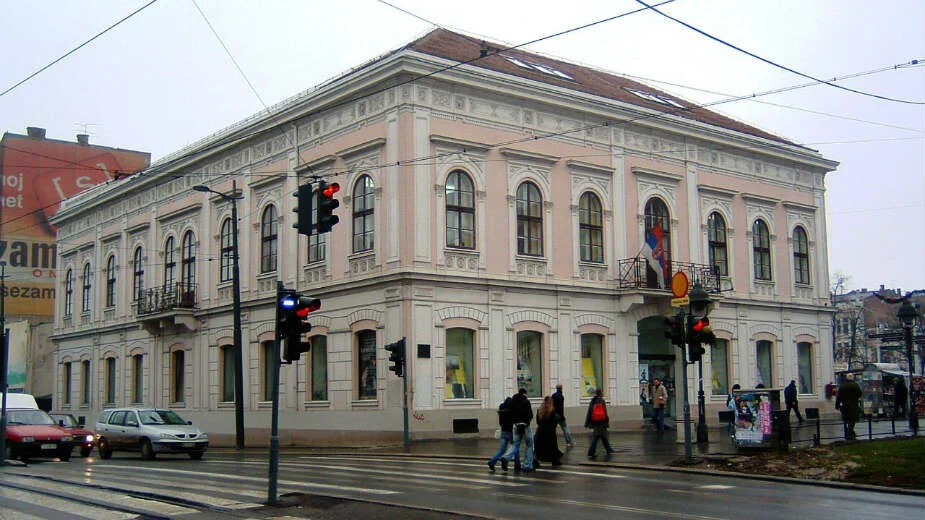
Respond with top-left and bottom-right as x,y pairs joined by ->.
731,388 -> 780,448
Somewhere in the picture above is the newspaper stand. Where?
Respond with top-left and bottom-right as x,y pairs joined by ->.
730,387 -> 788,450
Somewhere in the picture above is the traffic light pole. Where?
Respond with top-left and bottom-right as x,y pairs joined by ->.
696,358 -> 708,443
402,353 -> 409,446
680,308 -> 693,460
267,282 -> 284,505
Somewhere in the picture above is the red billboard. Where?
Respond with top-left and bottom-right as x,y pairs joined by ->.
0,129 -> 150,316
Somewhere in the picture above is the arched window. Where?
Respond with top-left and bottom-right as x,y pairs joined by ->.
64,268 -> 74,316
516,182 -> 543,256
81,263 -> 92,312
220,218 -> 234,283
132,247 -> 145,302
164,236 -> 176,289
753,219 -> 772,281
352,175 -> 375,253
793,226 -> 810,284
579,192 -> 603,263
181,231 -> 196,300
644,198 -> 671,287
261,205 -> 278,273
105,255 -> 117,308
446,170 -> 475,249
707,212 -> 728,276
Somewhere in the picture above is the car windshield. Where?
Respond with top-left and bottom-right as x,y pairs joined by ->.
7,410 -> 56,425
139,409 -> 188,425
50,414 -> 78,427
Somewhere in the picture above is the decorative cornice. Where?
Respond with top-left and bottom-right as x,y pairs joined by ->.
337,138 -> 386,160
499,147 -> 558,164
430,134 -> 492,152
565,159 -> 613,175
631,167 -> 683,183
296,154 -> 337,173
782,201 -> 816,212
697,184 -> 737,198
742,193 -> 780,206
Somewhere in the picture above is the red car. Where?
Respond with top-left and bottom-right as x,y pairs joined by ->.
49,412 -> 96,457
4,408 -> 75,462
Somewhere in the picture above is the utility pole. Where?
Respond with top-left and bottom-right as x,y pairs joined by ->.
0,263 -> 8,465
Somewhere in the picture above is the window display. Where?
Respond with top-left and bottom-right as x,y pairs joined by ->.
517,331 -> 542,397
580,334 -> 603,397
445,328 -> 474,399
358,331 -> 376,400
311,336 -> 328,401
711,339 -> 729,395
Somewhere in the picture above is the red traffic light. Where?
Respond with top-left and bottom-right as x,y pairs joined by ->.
322,182 -> 340,198
692,317 -> 709,332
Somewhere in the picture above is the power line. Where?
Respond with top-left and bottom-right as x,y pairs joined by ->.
0,0 -> 160,99
376,0 -> 443,27
635,0 -> 925,105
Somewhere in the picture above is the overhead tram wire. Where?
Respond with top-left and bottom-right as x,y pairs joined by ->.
0,0 -> 160,99
635,0 -> 925,105
376,0 -> 443,27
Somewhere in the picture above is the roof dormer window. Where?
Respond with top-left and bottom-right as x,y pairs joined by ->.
503,56 -> 574,81
625,87 -> 685,109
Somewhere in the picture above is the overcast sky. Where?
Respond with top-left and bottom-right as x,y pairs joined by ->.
2,0 -> 922,293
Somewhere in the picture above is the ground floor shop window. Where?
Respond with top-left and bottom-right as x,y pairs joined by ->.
580,333 -> 603,397
516,331 -> 543,397
132,354 -> 143,404
310,336 -> 328,401
711,339 -> 729,395
797,342 -> 813,394
171,350 -> 185,404
756,340 -> 773,387
221,345 -> 235,402
261,341 -> 275,401
445,328 -> 474,399
358,330 -> 377,400
105,357 -> 116,404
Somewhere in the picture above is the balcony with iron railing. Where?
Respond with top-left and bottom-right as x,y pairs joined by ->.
617,256 -> 723,294
134,282 -> 199,333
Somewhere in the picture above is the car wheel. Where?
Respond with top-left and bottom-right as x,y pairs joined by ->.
189,451 -> 204,460
140,439 -> 156,460
98,439 -> 113,459
80,446 -> 92,457
58,448 -> 72,462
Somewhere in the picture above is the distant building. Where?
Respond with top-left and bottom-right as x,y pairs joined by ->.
832,286 -> 925,373
50,29 -> 838,444
0,127 -> 150,407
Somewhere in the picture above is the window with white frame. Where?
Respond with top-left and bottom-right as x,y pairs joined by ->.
793,226 -> 810,284
63,362 -> 72,405
309,336 -> 328,401
708,212 -> 728,277
446,170 -> 475,249
516,182 -> 543,256
261,341 -> 275,401
580,333 -> 603,397
171,350 -> 185,403
797,342 -> 813,394
132,354 -> 143,404
132,247 -> 144,302
81,263 -> 92,313
164,236 -> 176,289
221,345 -> 235,403
579,192 -> 603,263
261,205 -> 278,273
105,255 -> 117,308
756,340 -> 773,387
352,175 -> 375,253
64,269 -> 74,316
220,218 -> 234,282
81,360 -> 91,405
445,328 -> 474,399
711,338 -> 730,395
753,219 -> 772,281
516,331 -> 543,397
181,231 -> 196,301
357,330 -> 377,399
105,357 -> 116,404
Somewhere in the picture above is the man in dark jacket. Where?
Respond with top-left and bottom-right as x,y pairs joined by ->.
503,388 -> 535,472
552,384 -> 573,446
835,373 -> 863,440
784,380 -> 805,424
488,397 -> 514,472
584,388 -> 614,457
893,378 -> 909,418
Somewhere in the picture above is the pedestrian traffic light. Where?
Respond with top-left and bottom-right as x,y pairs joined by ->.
315,180 -> 340,234
293,182 -> 314,236
665,315 -> 683,347
385,338 -> 406,377
279,292 -> 321,364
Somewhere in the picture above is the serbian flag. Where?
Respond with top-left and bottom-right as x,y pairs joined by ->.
642,223 -> 667,288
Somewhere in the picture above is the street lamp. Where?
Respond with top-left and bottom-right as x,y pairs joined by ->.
897,299 -> 919,434
689,283 -> 713,445
194,181 -> 245,449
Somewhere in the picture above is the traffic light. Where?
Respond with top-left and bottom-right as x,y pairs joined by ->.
315,180 -> 340,234
687,316 -> 714,363
293,182 -> 314,236
385,338 -> 406,377
665,316 -> 683,347
279,292 -> 321,364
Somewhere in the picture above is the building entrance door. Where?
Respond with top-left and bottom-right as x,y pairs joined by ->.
638,316 -> 678,421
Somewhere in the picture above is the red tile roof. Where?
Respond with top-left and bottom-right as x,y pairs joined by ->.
406,29 -> 794,146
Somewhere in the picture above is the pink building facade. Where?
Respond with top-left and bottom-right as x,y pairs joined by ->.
51,29 -> 837,444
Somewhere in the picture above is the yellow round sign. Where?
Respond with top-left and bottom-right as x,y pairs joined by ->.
671,271 -> 689,298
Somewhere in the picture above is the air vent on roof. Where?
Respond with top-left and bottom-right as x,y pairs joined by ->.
502,56 -> 573,81
625,88 -> 685,109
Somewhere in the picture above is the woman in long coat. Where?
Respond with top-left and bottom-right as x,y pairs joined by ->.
835,373 -> 863,440
533,396 -> 563,466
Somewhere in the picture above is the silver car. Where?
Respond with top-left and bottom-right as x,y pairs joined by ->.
95,408 -> 208,460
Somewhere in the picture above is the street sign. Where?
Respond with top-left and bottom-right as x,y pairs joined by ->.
671,296 -> 690,307
671,271 -> 689,298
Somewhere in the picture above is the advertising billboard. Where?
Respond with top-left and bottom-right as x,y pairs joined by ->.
0,129 -> 150,316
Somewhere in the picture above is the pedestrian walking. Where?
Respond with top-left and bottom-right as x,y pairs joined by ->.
504,388 -> 536,472
584,388 -> 614,457
534,396 -> 563,466
650,378 -> 668,436
487,397 -> 513,472
552,383 -> 574,447
893,377 -> 908,419
726,383 -> 741,435
784,380 -> 805,424
835,373 -> 863,440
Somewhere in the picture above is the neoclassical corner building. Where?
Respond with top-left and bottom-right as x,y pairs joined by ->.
51,29 -> 838,444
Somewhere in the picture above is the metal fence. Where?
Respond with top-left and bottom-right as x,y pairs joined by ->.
135,282 -> 198,315
617,257 -> 720,292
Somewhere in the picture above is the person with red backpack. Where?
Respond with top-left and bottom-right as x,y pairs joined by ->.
584,388 -> 614,458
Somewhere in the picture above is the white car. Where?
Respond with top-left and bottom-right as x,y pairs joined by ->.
95,408 -> 208,460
